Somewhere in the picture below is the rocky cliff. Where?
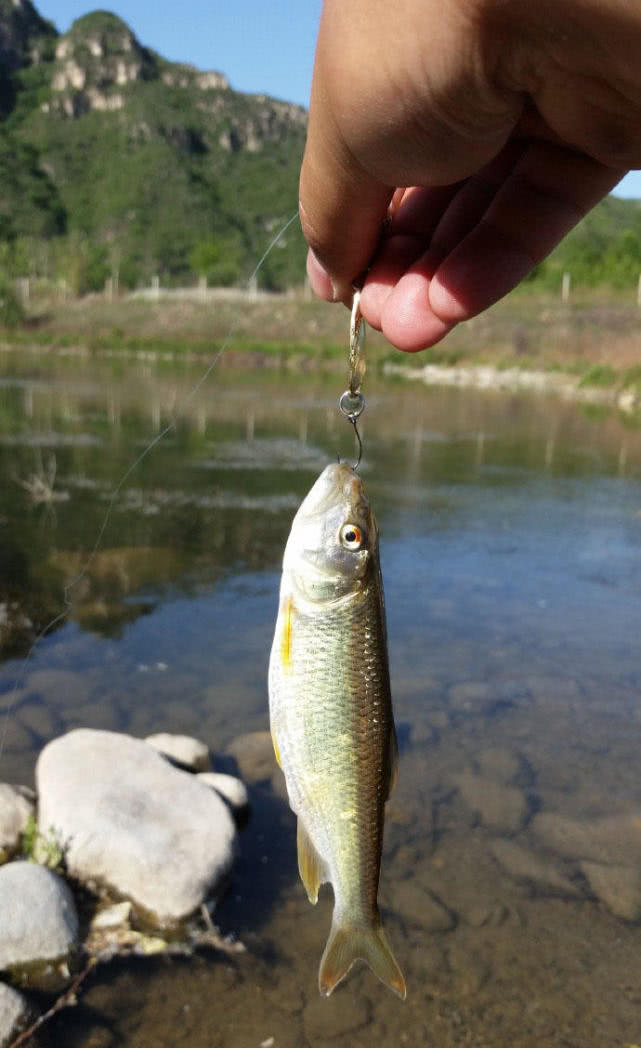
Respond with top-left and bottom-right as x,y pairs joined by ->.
0,3 -> 307,289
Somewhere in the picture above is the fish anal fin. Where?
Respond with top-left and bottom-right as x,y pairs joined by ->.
297,819 -> 324,905
319,917 -> 406,999
386,721 -> 399,799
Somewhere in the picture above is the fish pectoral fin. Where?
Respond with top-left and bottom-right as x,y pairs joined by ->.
297,819 -> 324,905
319,917 -> 406,1000
386,721 -> 399,799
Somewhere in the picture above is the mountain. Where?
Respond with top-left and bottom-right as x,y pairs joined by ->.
1,2 -> 640,296
0,2 -> 307,290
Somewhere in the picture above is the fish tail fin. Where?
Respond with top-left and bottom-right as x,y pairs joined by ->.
318,916 -> 406,1000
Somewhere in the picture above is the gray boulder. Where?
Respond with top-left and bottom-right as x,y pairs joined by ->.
144,732 -> 211,772
0,982 -> 35,1048
0,862 -> 78,989
37,729 -> 237,925
197,772 -> 249,815
0,786 -> 35,862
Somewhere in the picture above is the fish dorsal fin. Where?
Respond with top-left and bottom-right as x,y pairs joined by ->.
297,819 -> 324,905
386,722 -> 399,799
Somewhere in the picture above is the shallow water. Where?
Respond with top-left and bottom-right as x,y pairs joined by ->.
1,353 -> 641,1046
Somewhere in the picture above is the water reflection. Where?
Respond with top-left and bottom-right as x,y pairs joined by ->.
1,354 -> 641,1046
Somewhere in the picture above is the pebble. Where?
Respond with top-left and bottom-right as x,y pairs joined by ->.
448,681 -> 495,713
533,812 -> 641,866
37,729 -> 237,925
454,771 -> 528,833
477,747 -> 522,784
24,669 -> 89,708
490,838 -> 580,896
391,879 -> 455,932
0,785 -> 35,861
225,731 -> 276,784
0,861 -> 79,989
303,987 -> 371,1041
197,772 -> 249,814
145,732 -> 211,772
0,982 -> 35,1048
90,901 -> 133,930
580,861 -> 641,921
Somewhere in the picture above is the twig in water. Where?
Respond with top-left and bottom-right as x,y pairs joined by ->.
7,956 -> 97,1048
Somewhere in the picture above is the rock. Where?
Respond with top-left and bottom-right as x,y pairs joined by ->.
37,729 -> 237,925
391,879 -> 455,932
144,732 -> 210,772
454,771 -> 528,833
448,681 -> 495,713
524,676 -> 580,701
490,839 -> 580,896
24,669 -> 89,709
0,982 -> 35,1048
0,785 -> 35,861
197,772 -> 248,814
447,944 -> 490,996
225,731 -> 276,783
580,861 -> 641,921
0,861 -> 79,989
303,988 -> 371,1041
477,747 -> 522,784
90,901 -> 132,930
533,812 -> 641,867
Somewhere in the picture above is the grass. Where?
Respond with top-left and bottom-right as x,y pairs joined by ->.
1,286 -> 640,388
578,364 -> 618,388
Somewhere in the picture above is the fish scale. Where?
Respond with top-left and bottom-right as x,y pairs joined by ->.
269,463 -> 405,999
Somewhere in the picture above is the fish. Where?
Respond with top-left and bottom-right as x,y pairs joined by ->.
268,462 -> 406,999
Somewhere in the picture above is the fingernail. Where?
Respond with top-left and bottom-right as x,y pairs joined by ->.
306,249 -> 338,301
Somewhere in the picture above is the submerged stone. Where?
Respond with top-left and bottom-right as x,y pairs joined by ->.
36,729 -> 237,925
490,838 -> 580,896
454,771 -> 528,833
225,731 -> 276,784
533,812 -> 641,867
580,861 -> 641,921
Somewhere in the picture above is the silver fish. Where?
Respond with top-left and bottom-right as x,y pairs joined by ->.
268,462 -> 405,998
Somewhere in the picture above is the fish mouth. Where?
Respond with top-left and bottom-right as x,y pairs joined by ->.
299,463 -> 368,522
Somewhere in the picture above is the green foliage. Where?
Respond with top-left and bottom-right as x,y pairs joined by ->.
0,272 -> 25,327
578,364 -> 617,388
1,1 -> 637,296
21,815 -> 65,870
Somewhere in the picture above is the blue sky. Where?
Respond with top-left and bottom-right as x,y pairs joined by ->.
36,0 -> 640,199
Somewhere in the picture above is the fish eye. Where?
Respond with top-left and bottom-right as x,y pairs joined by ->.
339,523 -> 364,551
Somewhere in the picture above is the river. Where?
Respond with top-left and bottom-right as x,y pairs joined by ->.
1,351 -> 640,1046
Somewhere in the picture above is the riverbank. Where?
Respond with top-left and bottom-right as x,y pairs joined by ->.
2,287 -> 641,404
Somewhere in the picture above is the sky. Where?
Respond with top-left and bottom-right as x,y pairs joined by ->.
35,0 -> 641,199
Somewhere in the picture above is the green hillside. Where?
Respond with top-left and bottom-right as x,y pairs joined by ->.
0,0 -> 640,297
0,2 -> 307,291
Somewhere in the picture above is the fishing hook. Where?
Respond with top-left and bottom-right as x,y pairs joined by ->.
338,291 -> 366,470
338,389 -> 365,470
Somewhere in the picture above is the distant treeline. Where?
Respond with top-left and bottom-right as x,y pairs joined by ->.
1,190 -> 639,299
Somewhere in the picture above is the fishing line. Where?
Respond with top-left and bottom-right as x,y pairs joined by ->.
0,210 -> 299,766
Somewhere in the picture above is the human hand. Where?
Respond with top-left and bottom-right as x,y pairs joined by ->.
299,0 -> 641,351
